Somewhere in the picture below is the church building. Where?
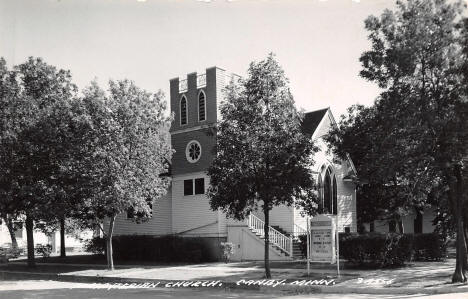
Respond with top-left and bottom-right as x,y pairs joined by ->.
110,67 -> 358,261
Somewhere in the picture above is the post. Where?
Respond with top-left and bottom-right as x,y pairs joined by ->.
290,235 -> 293,258
336,216 -> 340,277
306,217 -> 310,276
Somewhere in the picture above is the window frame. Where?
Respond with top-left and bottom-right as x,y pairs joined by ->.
186,140 -> 202,163
194,178 -> 205,195
180,95 -> 188,126
184,179 -> 194,196
198,90 -> 206,122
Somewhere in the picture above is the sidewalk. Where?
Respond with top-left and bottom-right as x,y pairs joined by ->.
1,258 -> 468,295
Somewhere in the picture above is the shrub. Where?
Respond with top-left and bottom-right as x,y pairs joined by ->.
84,236 -> 106,255
412,233 -> 447,261
88,235 -> 224,263
339,233 -> 447,267
340,233 -> 414,267
381,233 -> 413,267
298,231 -> 445,268
35,244 -> 52,258
220,242 -> 234,263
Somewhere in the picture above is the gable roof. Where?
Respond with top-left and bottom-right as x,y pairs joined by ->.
301,108 -> 329,135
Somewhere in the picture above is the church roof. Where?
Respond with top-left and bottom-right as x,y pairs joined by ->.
301,108 -> 329,135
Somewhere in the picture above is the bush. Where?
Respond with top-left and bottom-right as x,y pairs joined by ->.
340,233 -> 413,267
412,233 -> 447,261
84,235 -> 224,263
220,242 -> 234,263
35,244 -> 52,258
84,236 -> 106,255
339,233 -> 446,267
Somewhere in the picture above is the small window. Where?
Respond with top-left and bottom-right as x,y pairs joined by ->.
184,179 -> 193,195
198,91 -> 206,121
344,227 -> 351,233
195,178 -> 205,194
180,96 -> 187,125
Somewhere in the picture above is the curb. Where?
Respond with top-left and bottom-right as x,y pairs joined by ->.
1,271 -> 467,295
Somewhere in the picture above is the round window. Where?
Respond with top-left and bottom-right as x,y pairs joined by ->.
186,140 -> 202,163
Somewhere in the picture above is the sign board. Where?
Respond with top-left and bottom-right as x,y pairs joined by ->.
310,214 -> 336,263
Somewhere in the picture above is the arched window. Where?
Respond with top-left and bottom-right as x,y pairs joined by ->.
323,168 -> 332,214
332,175 -> 337,215
180,96 -> 187,125
198,90 -> 206,121
317,173 -> 323,213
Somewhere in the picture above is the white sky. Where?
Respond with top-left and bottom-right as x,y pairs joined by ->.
0,0 -> 395,118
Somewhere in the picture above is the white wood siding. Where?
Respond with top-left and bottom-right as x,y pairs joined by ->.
112,189 -> 172,236
172,172 -> 226,237
309,110 -> 357,232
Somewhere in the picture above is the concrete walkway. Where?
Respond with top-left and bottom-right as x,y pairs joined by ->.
2,259 -> 468,295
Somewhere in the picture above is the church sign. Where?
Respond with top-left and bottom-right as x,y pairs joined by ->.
310,214 -> 336,263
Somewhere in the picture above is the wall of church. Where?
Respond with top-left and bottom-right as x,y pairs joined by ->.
170,128 -> 216,176
171,172 -> 226,237
311,111 -> 357,233
111,189 -> 172,236
169,68 -> 220,132
364,208 -> 436,234
251,205 -> 294,234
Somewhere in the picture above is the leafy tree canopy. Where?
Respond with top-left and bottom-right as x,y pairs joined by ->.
207,54 -> 318,278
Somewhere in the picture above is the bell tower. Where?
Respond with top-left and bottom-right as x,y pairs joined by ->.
169,67 -> 228,175
169,67 -> 233,236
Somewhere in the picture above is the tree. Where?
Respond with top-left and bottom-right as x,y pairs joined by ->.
207,54 -> 317,278
326,0 -> 468,282
0,57 -> 78,267
0,58 -> 22,251
78,80 -> 172,270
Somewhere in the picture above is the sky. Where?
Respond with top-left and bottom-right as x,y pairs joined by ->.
0,0 -> 396,118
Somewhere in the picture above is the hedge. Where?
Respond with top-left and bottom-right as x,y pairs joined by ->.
84,235 -> 224,263
412,233 -> 447,261
298,232 -> 446,268
339,233 -> 413,267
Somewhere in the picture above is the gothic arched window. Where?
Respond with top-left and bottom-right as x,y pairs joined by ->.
323,168 -> 332,214
332,175 -> 337,215
198,90 -> 206,121
180,96 -> 187,125
317,173 -> 323,213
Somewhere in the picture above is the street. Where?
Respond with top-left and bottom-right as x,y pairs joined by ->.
0,280 -> 466,299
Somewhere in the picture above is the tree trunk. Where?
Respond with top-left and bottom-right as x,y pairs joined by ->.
60,217 -> 66,258
4,216 -> 18,250
25,214 -> 35,268
263,208 -> 271,279
451,165 -> 467,283
106,215 -> 116,271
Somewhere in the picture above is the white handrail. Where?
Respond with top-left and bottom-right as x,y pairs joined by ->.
293,224 -> 307,237
247,214 -> 292,256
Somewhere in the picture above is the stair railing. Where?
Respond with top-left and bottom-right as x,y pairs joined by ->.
293,224 -> 308,239
247,214 -> 292,256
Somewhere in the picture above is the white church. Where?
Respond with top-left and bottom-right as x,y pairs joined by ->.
109,67 -> 358,261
